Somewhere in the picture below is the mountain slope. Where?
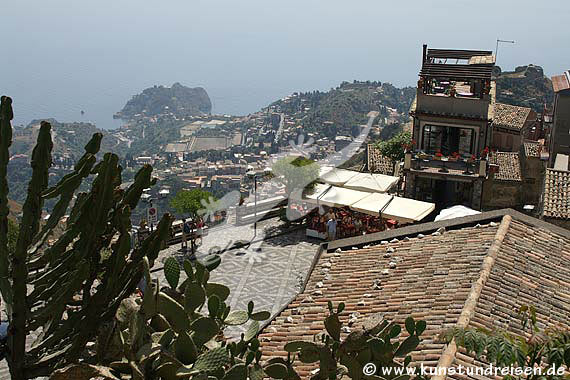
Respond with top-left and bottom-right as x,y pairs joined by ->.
115,82 -> 211,119
495,65 -> 554,113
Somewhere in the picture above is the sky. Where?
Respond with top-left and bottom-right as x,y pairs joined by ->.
2,0 -> 569,128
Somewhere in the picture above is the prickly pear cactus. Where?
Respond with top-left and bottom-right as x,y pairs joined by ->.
164,257 -> 181,289
93,253 -> 272,380
0,96 -> 172,380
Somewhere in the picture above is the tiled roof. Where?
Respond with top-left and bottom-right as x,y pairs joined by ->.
259,213 -> 570,379
493,103 -> 531,131
523,141 -> 541,158
488,151 -> 522,181
543,169 -> 570,219
367,144 -> 395,175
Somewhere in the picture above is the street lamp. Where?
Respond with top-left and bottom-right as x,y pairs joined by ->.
246,168 -> 272,241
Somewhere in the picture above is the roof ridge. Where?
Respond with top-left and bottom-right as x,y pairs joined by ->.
432,214 -> 512,379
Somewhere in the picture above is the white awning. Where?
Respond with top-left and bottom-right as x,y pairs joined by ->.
305,185 -> 370,208
343,172 -> 399,193
434,205 -> 480,221
320,168 -> 359,186
350,193 -> 435,223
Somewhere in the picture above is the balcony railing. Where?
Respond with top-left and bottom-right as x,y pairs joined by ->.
404,152 -> 487,177
415,92 -> 491,119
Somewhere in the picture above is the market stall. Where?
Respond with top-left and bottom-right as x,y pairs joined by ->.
343,172 -> 399,193
350,193 -> 435,224
302,181 -> 435,240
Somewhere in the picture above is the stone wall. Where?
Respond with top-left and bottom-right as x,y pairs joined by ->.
482,179 -> 521,209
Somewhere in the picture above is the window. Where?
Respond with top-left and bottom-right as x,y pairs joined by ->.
422,124 -> 475,155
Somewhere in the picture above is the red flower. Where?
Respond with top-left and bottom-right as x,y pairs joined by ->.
435,152 -> 443,157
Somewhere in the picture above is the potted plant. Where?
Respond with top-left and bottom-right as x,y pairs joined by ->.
448,152 -> 459,162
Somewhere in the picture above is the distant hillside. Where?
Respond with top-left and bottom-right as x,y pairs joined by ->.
11,119 -> 126,160
270,81 -> 415,138
495,65 -> 554,113
115,83 -> 211,120
7,199 -> 21,221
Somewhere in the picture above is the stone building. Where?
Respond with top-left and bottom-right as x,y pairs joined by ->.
404,45 -> 495,210
548,70 -> 570,167
519,141 -> 545,206
491,103 -> 536,152
482,152 -> 523,209
541,154 -> 570,229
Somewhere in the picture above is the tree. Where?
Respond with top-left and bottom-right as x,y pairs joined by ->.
441,305 -> 570,380
271,156 -> 319,195
170,189 -> 216,218
0,96 -> 172,379
375,131 -> 412,161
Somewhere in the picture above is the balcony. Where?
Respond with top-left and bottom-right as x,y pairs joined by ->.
415,91 -> 492,120
404,152 -> 487,179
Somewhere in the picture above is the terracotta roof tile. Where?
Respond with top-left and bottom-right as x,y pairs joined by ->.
489,152 -> 522,181
523,141 -> 541,158
493,103 -> 531,131
260,215 -> 570,380
543,169 -> 570,219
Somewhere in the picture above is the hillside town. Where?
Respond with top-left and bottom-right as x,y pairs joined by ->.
1,43 -> 570,380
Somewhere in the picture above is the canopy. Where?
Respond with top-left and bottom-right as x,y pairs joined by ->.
343,172 -> 399,193
350,193 -> 435,223
320,168 -> 359,186
305,185 -> 370,208
434,205 -> 480,221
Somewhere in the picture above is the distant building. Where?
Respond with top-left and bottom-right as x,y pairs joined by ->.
334,136 -> 352,151
548,70 -> 570,168
541,155 -> 570,229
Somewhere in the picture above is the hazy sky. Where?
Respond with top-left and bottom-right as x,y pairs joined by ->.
3,0 -> 569,128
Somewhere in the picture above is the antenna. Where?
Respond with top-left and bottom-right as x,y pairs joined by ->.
495,39 -> 515,62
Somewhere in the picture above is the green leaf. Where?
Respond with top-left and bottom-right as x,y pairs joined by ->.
324,314 -> 341,341
404,316 -> 415,335
389,324 -> 401,339
249,364 -> 266,380
284,341 -> 319,352
222,363 -> 247,380
250,311 -> 271,321
205,283 -> 230,301
164,257 -> 180,289
183,259 -> 195,281
415,320 -> 427,336
394,335 -> 420,357
190,317 -> 219,346
264,363 -> 289,379
183,346 -> 229,374
157,292 -> 190,333
225,310 -> 249,325
247,300 -> 254,314
337,302 -> 345,314
208,295 -> 220,317
244,320 -> 260,342
174,332 -> 198,365
184,281 -> 206,312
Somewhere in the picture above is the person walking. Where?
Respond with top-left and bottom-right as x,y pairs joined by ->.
326,214 -> 337,241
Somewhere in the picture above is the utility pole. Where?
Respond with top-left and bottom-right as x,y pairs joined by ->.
495,39 -> 515,63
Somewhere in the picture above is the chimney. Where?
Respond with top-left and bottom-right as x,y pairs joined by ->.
422,44 -> 428,64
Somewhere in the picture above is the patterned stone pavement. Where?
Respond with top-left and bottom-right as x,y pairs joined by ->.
0,219 -> 321,377
154,220 -> 322,338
